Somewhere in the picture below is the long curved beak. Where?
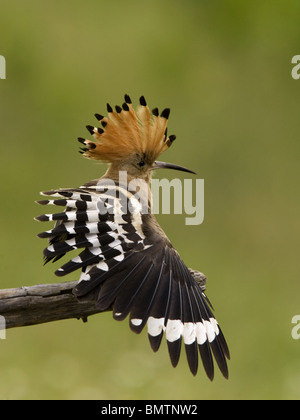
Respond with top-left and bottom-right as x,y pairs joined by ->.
153,161 -> 196,174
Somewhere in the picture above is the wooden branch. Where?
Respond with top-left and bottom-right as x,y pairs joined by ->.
0,281 -> 101,329
0,270 -> 206,330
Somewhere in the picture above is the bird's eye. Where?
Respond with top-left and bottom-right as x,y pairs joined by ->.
138,160 -> 145,167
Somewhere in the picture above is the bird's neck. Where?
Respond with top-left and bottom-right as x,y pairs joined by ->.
102,164 -> 153,213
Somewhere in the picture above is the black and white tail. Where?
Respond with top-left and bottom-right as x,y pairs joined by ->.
36,179 -> 230,379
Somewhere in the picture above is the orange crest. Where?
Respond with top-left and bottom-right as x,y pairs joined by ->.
78,95 -> 176,163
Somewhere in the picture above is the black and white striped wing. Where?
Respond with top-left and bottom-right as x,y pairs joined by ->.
96,242 -> 230,379
36,182 -> 147,280
36,184 -> 230,379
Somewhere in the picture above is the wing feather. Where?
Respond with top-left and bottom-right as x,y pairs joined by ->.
36,183 -> 229,379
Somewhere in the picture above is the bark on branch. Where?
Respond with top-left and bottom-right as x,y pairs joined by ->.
0,270 -> 206,330
0,281 -> 100,329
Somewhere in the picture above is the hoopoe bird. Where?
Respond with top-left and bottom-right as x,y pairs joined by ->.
35,94 -> 230,379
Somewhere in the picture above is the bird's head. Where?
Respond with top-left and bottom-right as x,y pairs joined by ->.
78,95 -> 195,182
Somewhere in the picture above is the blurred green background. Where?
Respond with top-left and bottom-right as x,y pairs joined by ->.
0,0 -> 300,400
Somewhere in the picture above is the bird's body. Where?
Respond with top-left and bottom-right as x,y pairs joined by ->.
36,95 -> 229,379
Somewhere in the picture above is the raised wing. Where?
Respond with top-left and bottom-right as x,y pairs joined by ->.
36,181 -> 229,379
